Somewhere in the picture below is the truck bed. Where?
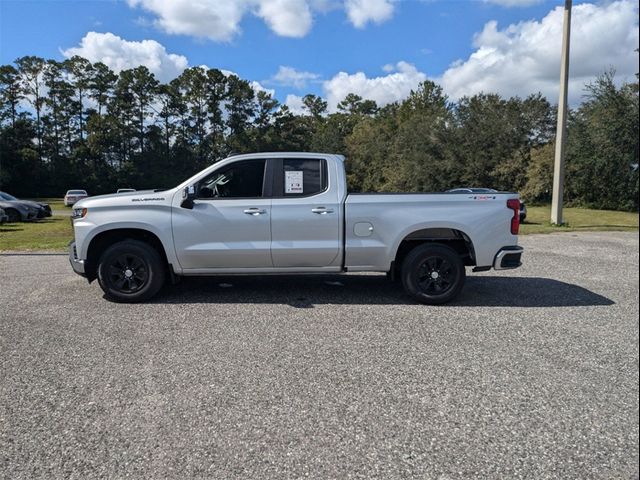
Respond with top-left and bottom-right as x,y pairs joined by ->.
344,192 -> 519,271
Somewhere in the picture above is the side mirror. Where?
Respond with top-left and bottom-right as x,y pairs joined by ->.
181,185 -> 196,209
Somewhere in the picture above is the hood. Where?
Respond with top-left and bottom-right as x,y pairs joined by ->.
75,189 -> 172,208
14,199 -> 45,210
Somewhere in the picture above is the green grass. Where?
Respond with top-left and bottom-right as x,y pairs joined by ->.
521,206 -> 639,234
0,216 -> 73,251
0,204 -> 637,252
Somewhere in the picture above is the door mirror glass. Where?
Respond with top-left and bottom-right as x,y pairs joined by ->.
182,185 -> 195,199
181,185 -> 196,209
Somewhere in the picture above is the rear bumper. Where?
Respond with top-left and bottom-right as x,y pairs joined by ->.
68,241 -> 86,277
493,246 -> 523,270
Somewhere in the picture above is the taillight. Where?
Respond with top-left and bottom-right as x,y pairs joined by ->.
507,199 -> 520,235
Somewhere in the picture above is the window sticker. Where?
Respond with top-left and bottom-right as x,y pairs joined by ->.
285,170 -> 303,194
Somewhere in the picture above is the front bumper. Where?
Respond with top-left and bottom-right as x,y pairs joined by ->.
41,205 -> 52,217
69,241 -> 86,276
493,246 -> 524,270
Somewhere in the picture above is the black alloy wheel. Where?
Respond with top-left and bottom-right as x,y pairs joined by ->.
401,243 -> 466,304
106,253 -> 149,294
97,239 -> 165,302
416,256 -> 455,295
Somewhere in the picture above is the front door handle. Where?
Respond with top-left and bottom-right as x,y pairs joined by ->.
311,207 -> 334,214
244,208 -> 266,216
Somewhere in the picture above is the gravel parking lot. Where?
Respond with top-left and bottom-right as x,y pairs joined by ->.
1,232 -> 638,479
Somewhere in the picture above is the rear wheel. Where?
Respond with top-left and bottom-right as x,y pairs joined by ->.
6,208 -> 20,222
97,240 -> 165,302
401,244 -> 465,305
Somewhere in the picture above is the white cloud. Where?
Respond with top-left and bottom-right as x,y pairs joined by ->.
127,0 -> 395,41
251,81 -> 275,97
271,66 -> 320,89
285,94 -> 307,114
62,32 -> 188,82
256,0 -> 313,37
484,0 -> 542,7
345,0 -> 394,28
217,68 -> 275,97
438,0 -> 639,104
63,33 -> 275,97
127,0 -> 246,42
323,61 -> 427,111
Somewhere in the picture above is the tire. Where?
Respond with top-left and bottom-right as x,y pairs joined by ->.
6,208 -> 21,223
97,239 -> 166,303
401,243 -> 466,305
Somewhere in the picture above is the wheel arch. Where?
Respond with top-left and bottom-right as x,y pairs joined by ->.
392,227 -> 476,276
4,207 -> 22,221
84,228 -> 170,282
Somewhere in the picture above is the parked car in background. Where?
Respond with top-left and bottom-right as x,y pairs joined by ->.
447,188 -> 526,222
519,202 -> 527,222
0,207 -> 8,224
116,188 -> 136,194
0,191 -> 51,218
0,199 -> 38,222
64,190 -> 88,206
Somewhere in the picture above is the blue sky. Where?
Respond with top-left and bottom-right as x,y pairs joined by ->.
1,0 -> 638,110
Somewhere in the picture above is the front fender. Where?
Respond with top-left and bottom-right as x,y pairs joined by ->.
75,218 -> 178,268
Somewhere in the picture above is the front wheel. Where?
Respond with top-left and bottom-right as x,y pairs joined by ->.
5,209 -> 21,222
401,244 -> 466,305
97,240 -> 165,303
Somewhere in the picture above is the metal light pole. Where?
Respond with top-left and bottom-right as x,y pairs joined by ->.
551,0 -> 572,225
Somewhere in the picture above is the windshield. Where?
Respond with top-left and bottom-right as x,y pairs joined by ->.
67,190 -> 86,195
0,192 -> 18,201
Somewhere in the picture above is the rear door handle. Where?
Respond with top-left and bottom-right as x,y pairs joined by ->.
244,208 -> 266,216
311,207 -> 334,214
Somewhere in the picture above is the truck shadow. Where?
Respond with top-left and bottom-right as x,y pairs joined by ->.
154,275 -> 614,308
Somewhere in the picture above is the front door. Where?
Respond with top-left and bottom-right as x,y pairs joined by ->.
172,159 -> 272,270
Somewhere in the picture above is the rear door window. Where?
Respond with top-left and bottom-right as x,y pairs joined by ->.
277,159 -> 326,197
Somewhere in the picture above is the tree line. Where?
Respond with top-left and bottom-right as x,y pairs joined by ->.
0,55 -> 637,211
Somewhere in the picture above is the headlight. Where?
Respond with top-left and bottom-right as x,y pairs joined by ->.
72,207 -> 87,219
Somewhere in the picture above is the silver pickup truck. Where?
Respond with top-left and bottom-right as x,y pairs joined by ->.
69,152 -> 523,304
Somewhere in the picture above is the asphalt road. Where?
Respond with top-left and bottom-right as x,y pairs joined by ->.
1,232 -> 638,479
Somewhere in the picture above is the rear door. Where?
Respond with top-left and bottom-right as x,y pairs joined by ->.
270,158 -> 341,267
